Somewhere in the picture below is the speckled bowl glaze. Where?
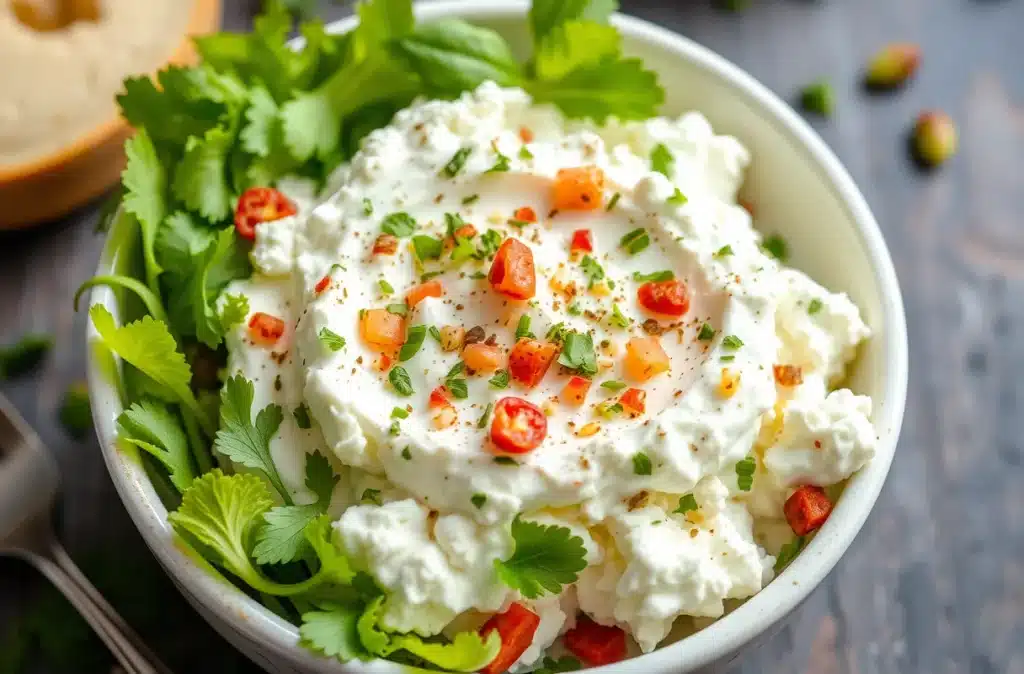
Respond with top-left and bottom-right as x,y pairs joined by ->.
86,2 -> 909,672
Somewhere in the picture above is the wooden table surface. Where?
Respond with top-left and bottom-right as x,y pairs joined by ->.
2,1 -> 1021,673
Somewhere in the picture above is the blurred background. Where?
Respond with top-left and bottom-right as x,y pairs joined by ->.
1,1 -> 1021,673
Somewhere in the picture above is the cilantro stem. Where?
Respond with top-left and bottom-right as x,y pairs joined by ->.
181,410 -> 214,474
74,275 -> 167,323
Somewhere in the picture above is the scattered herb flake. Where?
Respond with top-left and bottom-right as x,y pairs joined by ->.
632,452 -> 653,475
698,323 -> 716,341
462,193 -> 480,205
650,143 -> 674,177
494,456 -> 518,465
557,332 -> 597,376
386,303 -> 409,316
428,326 -> 442,342
601,380 -> 627,391
762,234 -> 789,261
714,245 -> 734,258
0,333 -> 52,379
293,404 -> 312,429
808,298 -> 824,315
401,446 -> 412,460
362,198 -> 373,216
515,315 -> 535,342
391,407 -> 409,419
633,270 -> 674,282
412,235 -> 443,261
378,279 -> 394,295
620,228 -> 650,255
380,212 -> 417,237
471,493 -> 487,509
722,335 -> 744,350
518,146 -> 534,160
800,79 -> 835,117
318,328 -> 346,351
361,488 -> 383,505
388,367 -> 413,396
477,402 -> 493,429
441,147 -> 472,178
609,304 -> 632,329
774,536 -> 805,573
398,325 -> 427,362
674,494 -> 699,514
606,192 -> 621,211
667,187 -> 688,205
580,255 -> 605,288
489,369 -> 510,389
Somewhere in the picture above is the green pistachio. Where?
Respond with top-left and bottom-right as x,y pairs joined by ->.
865,43 -> 920,90
912,111 -> 957,167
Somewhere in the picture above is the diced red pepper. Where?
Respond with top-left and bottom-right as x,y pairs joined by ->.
784,485 -> 833,536
314,275 -> 331,295
508,339 -> 558,388
428,386 -> 451,409
620,388 -> 646,417
372,234 -> 399,256
560,376 -> 592,406
563,616 -> 627,667
406,280 -> 444,308
570,229 -> 593,255
478,603 -> 541,674
234,187 -> 297,240
513,206 -> 537,224
488,238 -> 536,300
490,397 -> 547,454
637,279 -> 690,318
247,312 -> 285,347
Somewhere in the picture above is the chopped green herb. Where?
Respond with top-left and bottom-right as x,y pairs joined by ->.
451,236 -> 477,262
388,367 -> 413,396
600,402 -> 624,418
380,212 -> 417,237
546,322 -> 570,344
318,327 -> 346,351
609,304 -> 632,329
632,452 -> 653,475
567,302 -> 582,316
800,79 -> 834,117
494,456 -> 518,465
398,325 -> 427,362
557,332 -> 597,376
420,271 -> 443,282
386,303 -> 409,316
428,326 -> 442,342
446,378 -> 468,399
601,380 -> 628,391
761,234 -> 789,261
293,404 -> 312,429
508,217 -> 531,228
378,279 -> 394,295
391,407 -> 409,419
441,147 -> 472,178
361,488 -> 383,505
518,146 -> 534,160
667,187 -> 688,205
632,270 -> 674,282
412,235 -> 443,261
720,355 -> 736,362
606,192 -> 621,211
580,255 -> 605,288
446,361 -> 465,379
469,271 -> 487,280
471,493 -> 487,509
401,446 -> 412,461
774,536 -> 805,573
620,228 -> 650,255
444,212 -> 466,237
389,420 -> 401,436
477,402 -> 493,429
714,245 -> 734,258
474,229 -> 503,260
515,315 -> 535,341
489,369 -> 510,389
462,194 -> 480,205
735,456 -> 756,491
362,198 -> 373,216
0,333 -> 52,379
698,323 -> 715,341
650,143 -> 674,177
808,298 -> 824,315
674,494 -> 698,514
722,335 -> 744,350
486,145 -> 511,173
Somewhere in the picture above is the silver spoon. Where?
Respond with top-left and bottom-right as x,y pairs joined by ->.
0,391 -> 173,674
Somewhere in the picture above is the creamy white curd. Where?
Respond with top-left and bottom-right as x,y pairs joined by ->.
223,82 -> 876,663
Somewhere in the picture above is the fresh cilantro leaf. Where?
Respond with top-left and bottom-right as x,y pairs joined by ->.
579,255 -> 605,288
0,334 -> 52,379
469,271 -> 487,280
762,234 -> 789,261
398,325 -> 427,361
352,0 -> 415,55
477,403 -> 493,429
722,335 -> 744,350
381,212 -> 417,237
632,270 -> 674,282
155,211 -> 215,285
240,86 -> 279,157
557,331 -> 597,376
451,235 -> 477,262
471,493 -> 487,509
192,228 -> 244,349
395,20 -> 522,95
59,383 -> 92,440
534,20 -> 620,81
412,235 -> 443,260
389,366 -> 414,396
774,536 -> 805,573
489,369 -> 510,389
299,603 -> 368,663
526,57 -> 664,123
674,493 -> 698,514
714,244 -> 734,258
807,298 -> 824,315
632,452 -> 653,475
172,125 -> 236,223
219,294 -> 249,328
515,315 -> 535,341
600,380 -> 627,391
89,305 -> 214,435
214,375 -> 291,504
474,229 -> 503,259
530,0 -> 618,42
253,450 -> 339,565
486,146 -> 512,173
121,130 -> 166,288
389,420 -> 401,436
278,91 -> 339,162
620,227 -> 650,255
667,187 -> 688,205
294,403 -> 312,429
735,456 -> 756,491
441,147 -> 473,178
495,517 -> 588,598
319,327 -> 346,351
117,400 -> 195,492
609,304 -> 632,329
116,74 -> 222,145
698,323 -> 716,341
650,143 -> 674,176
546,322 -> 570,344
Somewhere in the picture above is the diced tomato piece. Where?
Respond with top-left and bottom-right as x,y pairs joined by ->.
428,386 -> 450,409
478,603 -> 541,674
508,339 -> 558,388
491,397 -> 547,454
637,279 -> 690,318
784,485 -> 833,536
553,165 -> 605,211
428,386 -> 457,429
372,234 -> 399,256
463,343 -> 503,374
563,616 -> 627,667
624,336 -> 670,382
234,187 -> 297,240
620,387 -> 646,416
488,238 -> 536,300
375,353 -> 393,372
518,126 -> 535,143
359,309 -> 406,349
314,275 -> 331,295
513,206 -> 537,224
560,376 -> 592,406
570,229 -> 593,254
406,280 -> 444,308
247,312 -> 285,347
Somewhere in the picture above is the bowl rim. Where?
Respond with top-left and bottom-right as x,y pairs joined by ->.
86,2 -> 909,672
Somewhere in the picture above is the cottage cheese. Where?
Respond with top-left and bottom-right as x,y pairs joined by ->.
224,82 -> 875,658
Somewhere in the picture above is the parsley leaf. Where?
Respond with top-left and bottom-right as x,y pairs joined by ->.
389,366 -> 414,396
557,331 -> 597,376
579,255 -> 605,288
735,456 -> 756,491
299,603 -> 367,663
253,450 -> 339,565
632,452 -> 653,475
319,327 -> 346,351
494,517 -> 588,598
398,325 -> 427,361
386,303 -> 409,316
441,146 -> 473,177
215,375 -> 290,503
650,143 -> 674,176
674,493 -> 698,514
381,212 -> 417,237
632,270 -> 674,282
117,400 -> 195,493
0,334 -> 52,379
714,244 -> 734,258
378,279 -> 394,295
486,147 -> 512,173
620,227 -> 650,255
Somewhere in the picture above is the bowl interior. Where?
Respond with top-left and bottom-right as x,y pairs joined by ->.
88,3 -> 908,673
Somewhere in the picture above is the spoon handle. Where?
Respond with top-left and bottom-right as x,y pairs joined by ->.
29,536 -> 174,674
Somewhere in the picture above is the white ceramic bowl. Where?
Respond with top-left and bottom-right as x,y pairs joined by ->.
86,2 -> 909,672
